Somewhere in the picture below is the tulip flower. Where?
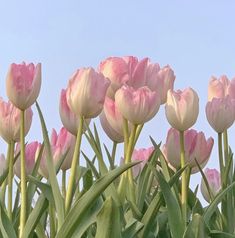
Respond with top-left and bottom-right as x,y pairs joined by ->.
59,89 -> 90,135
14,141 -> 41,178
163,128 -> 214,173
115,85 -> 161,125
206,96 -> 235,133
0,98 -> 33,143
0,154 -> 6,176
66,67 -> 110,118
165,88 -> 199,131
6,62 -> 41,110
39,127 -> 76,177
201,168 -> 221,202
208,75 -> 235,101
131,147 -> 154,177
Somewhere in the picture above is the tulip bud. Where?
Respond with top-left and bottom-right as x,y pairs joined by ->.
163,128 -> 213,173
206,96 -> 235,133
115,85 -> 161,125
14,141 -> 41,178
6,62 -> 41,110
0,154 -> 6,176
59,89 -> 90,135
201,168 -> 221,202
66,68 -> 110,118
165,88 -> 199,131
0,98 -> 33,143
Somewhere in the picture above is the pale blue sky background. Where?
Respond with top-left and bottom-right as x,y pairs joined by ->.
0,1 -> 235,201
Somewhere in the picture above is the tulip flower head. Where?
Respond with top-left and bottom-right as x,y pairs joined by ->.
201,168 -> 221,202
6,62 -> 41,110
165,88 -> 199,131
66,67 -> 110,118
0,98 -> 33,143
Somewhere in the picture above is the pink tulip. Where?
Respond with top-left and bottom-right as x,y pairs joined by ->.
163,128 -> 214,173
39,127 -> 76,177
115,85 -> 161,124
66,68 -> 110,118
0,98 -> 33,143
14,141 -> 41,178
208,75 -> 235,101
6,62 -> 41,110
201,168 -> 221,202
0,154 -> 6,176
131,147 -> 154,177
206,96 -> 235,133
165,88 -> 199,131
59,89 -> 90,135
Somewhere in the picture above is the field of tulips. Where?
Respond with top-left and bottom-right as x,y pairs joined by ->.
0,57 -> 235,238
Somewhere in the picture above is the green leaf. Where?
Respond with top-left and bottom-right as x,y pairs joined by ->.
122,219 -> 144,238
155,170 -> 184,238
0,203 -> 17,238
203,181 -> 235,225
56,162 -> 138,238
183,214 -> 209,238
210,230 -> 235,238
95,197 -> 121,238
36,102 -> 64,227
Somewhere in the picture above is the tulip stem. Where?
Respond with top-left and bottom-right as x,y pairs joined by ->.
223,130 -> 229,167
7,140 -> 15,221
111,142 -> 117,169
19,110 -> 26,238
179,130 -> 187,228
62,170 -> 66,198
218,133 -> 224,181
65,116 -> 84,213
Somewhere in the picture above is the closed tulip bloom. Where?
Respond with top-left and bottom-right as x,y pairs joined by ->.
131,147 -> 154,177
208,75 -> 235,101
39,128 -> 76,177
0,98 -> 33,143
14,141 -> 41,178
0,154 -> 6,176
66,68 -> 110,118
165,88 -> 199,131
115,85 -> 161,125
201,168 -> 221,202
59,89 -> 90,135
6,62 -> 41,110
163,128 -> 213,173
206,96 -> 235,133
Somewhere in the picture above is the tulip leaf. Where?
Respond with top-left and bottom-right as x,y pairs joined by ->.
95,197 -> 122,238
122,219 -> 144,238
209,230 -> 235,238
0,203 -> 17,238
203,181 -> 235,225
154,170 -> 184,238
56,162 -> 138,238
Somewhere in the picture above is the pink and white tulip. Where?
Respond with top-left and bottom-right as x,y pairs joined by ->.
66,68 -> 110,118
14,141 -> 41,178
39,127 -> 76,177
201,168 -> 221,202
206,96 -> 235,133
115,85 -> 161,125
59,89 -> 90,135
0,98 -> 33,143
163,128 -> 214,173
6,62 -> 41,110
165,88 -> 199,131
208,75 -> 235,101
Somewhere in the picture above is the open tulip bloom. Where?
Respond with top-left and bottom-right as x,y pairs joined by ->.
1,59 -> 235,238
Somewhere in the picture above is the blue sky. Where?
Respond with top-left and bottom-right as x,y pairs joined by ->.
0,1 -> 235,199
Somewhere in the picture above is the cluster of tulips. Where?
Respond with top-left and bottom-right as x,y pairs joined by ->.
0,56 -> 235,238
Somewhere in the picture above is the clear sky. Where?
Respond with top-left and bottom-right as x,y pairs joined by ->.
0,1 -> 235,200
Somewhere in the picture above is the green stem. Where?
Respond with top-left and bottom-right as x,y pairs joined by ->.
218,133 -> 224,183
179,130 -> 187,228
223,130 -> 229,167
65,116 -> 84,213
49,203 -> 56,238
19,110 -> 26,238
7,140 -> 15,221
134,124 -> 143,146
111,142 -> 117,169
62,170 -> 66,199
